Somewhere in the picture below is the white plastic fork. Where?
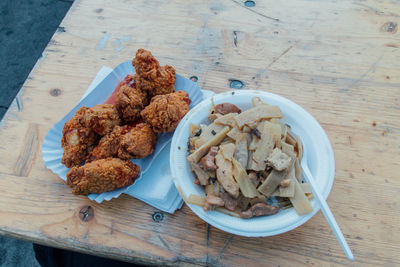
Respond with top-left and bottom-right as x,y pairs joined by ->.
301,140 -> 355,261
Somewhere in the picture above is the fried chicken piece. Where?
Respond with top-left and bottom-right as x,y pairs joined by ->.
141,91 -> 191,133
86,125 -> 132,162
133,49 -> 176,97
83,104 -> 121,136
136,65 -> 176,97
61,107 -> 99,168
115,84 -> 149,123
133,49 -> 159,78
118,123 -> 157,159
87,123 -> 156,162
66,158 -> 140,195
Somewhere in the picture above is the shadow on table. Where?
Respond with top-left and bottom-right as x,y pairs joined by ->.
34,244 -> 144,267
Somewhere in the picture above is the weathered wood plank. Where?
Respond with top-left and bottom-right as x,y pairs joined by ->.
0,0 -> 399,266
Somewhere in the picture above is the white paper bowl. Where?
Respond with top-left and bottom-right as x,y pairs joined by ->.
170,90 -> 335,237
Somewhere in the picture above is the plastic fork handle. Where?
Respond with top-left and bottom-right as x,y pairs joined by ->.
302,165 -> 355,261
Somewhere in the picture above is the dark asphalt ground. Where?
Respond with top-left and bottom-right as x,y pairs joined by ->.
0,0 -> 73,120
0,0 -> 73,266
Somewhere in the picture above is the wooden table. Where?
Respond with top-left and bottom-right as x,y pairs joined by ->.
0,0 -> 399,265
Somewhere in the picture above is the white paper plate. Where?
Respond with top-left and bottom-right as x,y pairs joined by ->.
42,61 -> 203,202
170,90 -> 335,237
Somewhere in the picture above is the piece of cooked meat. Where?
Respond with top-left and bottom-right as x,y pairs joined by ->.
215,103 -> 241,115
83,104 -> 121,136
204,194 -> 225,211
199,146 -> 218,171
118,123 -> 157,159
66,158 -> 140,195
133,49 -> 176,97
220,192 -> 238,211
115,84 -> 149,123
141,91 -> 191,133
240,203 -> 279,219
86,125 -> 132,162
61,107 -> 99,168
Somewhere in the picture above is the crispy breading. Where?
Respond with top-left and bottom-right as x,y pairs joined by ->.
133,49 -> 176,97
141,91 -> 191,133
86,125 -> 132,162
118,123 -> 157,159
83,104 -> 121,136
132,48 -> 160,78
66,158 -> 140,195
115,84 -> 149,123
61,107 -> 98,168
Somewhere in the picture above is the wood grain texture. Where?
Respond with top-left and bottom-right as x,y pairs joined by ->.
0,0 -> 399,266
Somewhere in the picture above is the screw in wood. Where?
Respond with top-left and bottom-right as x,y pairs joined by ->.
152,212 -> 164,222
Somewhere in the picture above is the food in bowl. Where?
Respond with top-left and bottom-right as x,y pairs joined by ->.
186,97 -> 313,218
61,49 -> 191,195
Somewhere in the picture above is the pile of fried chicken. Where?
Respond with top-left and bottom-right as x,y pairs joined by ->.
61,49 -> 191,195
